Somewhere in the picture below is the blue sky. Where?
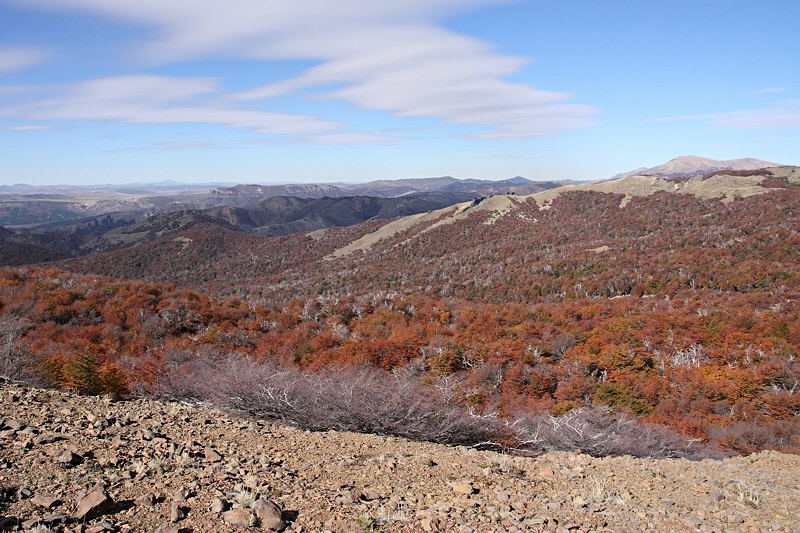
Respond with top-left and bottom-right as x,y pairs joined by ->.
0,0 -> 797,185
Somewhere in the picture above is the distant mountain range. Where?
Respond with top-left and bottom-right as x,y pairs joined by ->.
0,156 -> 793,266
209,175 -> 561,201
0,175 -> 567,262
0,176 -> 566,228
609,156 -> 782,180
83,194 -> 484,253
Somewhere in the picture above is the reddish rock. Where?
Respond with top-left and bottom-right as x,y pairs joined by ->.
74,489 -> 113,520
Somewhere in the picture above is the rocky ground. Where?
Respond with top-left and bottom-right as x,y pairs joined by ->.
1,381 -> 799,533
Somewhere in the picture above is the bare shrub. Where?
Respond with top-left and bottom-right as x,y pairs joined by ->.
510,405 -> 715,459
138,351 -> 718,457
0,315 -> 36,383
548,333 -> 576,359
140,348 -> 223,406
708,420 -> 800,455
207,357 -> 310,421
142,353 -> 494,446
208,357 -> 495,446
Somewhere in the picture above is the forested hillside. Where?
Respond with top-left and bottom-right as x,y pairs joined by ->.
62,185 -> 799,307
2,178 -> 799,456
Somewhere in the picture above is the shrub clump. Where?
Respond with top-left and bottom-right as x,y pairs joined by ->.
506,405 -> 716,459
144,352 -> 715,459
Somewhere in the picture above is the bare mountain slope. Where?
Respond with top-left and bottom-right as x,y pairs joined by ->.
531,167 -> 794,208
611,155 -> 782,179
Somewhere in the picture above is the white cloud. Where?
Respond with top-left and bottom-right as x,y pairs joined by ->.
0,74 -> 346,136
0,47 -> 47,74
10,0 -> 596,140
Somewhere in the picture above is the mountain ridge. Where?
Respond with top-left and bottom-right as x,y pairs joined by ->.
610,155 -> 783,180
324,165 -> 799,259
1,157 -> 794,267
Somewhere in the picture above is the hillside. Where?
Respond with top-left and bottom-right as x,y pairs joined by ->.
1,158 -> 783,263
1,161 -> 799,470
60,166 -> 800,301
0,169 -> 787,455
319,165 -> 798,258
2,381 -> 799,532
208,194 -> 475,237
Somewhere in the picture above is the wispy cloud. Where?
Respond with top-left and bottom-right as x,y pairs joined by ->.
0,47 -> 47,74
750,87 -> 789,94
0,125 -> 52,131
106,139 -> 276,152
7,0 -> 596,140
658,101 -> 800,129
0,74 -> 349,136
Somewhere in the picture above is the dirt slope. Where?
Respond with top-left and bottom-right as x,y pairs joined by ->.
1,382 -> 798,532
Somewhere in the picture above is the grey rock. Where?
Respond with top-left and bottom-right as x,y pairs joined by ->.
253,498 -> 286,531
170,501 -> 187,522
360,489 -> 382,501
85,519 -> 116,532
684,516 -> 703,527
727,513 -> 745,524
35,433 -> 61,445
210,498 -> 229,514
418,457 -> 436,467
135,493 -> 156,507
41,512 -> 68,524
55,449 -> 82,466
21,517 -> 40,529
154,523 -> 184,533
5,419 -> 25,431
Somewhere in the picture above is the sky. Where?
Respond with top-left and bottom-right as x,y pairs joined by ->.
0,0 -> 798,185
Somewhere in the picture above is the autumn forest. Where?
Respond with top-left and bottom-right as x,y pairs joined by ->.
1,180 -> 799,457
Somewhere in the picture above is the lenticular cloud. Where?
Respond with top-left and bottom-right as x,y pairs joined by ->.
10,0 -> 597,139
